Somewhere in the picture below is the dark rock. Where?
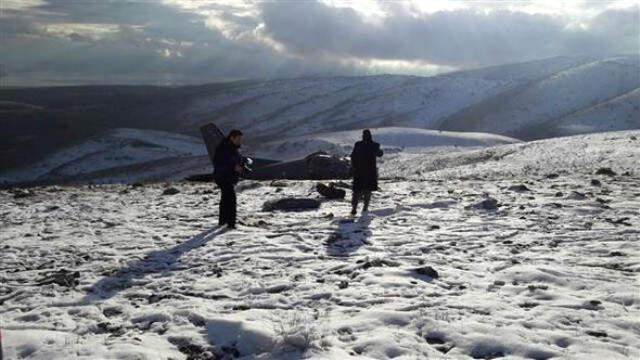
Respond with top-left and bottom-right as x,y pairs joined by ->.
508,184 -> 530,192
467,197 -> 499,211
162,187 -> 180,196
595,168 -> 616,176
13,189 -> 34,199
590,179 -> 601,186
554,192 -> 563,197
131,183 -> 143,188
414,266 -> 439,278
470,347 -> 506,359
425,336 -> 446,345
316,183 -> 346,199
263,198 -> 321,212
103,307 -> 123,318
608,251 -> 625,257
566,191 -> 587,200
338,280 -> 349,289
605,217 -> 632,226
545,173 -> 559,179
589,300 -> 602,307
37,269 -> 80,288
175,341 -> 215,360
360,258 -> 400,269
586,330 -> 607,338
519,302 -> 539,309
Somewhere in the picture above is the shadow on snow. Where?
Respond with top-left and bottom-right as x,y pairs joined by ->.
326,214 -> 372,257
81,226 -> 226,303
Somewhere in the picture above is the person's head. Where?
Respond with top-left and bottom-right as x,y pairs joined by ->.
362,129 -> 372,142
228,129 -> 243,146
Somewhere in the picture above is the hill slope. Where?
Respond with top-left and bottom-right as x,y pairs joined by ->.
0,128 -> 206,184
440,56 -> 640,139
1,55 -> 638,173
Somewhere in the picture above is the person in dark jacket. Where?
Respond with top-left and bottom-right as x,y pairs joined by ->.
350,129 -> 383,215
214,129 -> 243,229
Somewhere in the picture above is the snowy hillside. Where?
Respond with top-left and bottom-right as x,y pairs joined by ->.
0,128 -> 207,184
1,131 -> 638,359
551,88 -> 640,137
1,126 -> 520,185
2,55 -> 637,176
250,127 -> 520,161
182,55 -> 638,141
440,56 -> 640,139
380,130 -> 640,180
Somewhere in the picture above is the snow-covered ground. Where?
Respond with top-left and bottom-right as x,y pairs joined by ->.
250,127 -> 520,161
379,130 -> 640,181
1,131 -> 638,359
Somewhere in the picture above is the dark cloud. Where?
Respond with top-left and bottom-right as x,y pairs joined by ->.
260,1 -> 640,67
0,0 -> 638,85
0,0 -> 362,84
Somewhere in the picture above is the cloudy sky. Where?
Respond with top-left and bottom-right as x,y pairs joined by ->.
1,0 -> 638,86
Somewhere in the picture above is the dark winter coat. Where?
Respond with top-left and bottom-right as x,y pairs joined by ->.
350,139 -> 383,191
214,138 -> 242,184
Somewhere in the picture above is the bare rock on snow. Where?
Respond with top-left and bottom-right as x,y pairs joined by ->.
162,187 -> 180,196
595,167 -> 617,176
507,184 -> 531,192
316,183 -> 346,199
466,197 -> 500,211
37,269 -> 80,288
13,189 -> 35,199
566,191 -> 587,200
262,198 -> 321,212
414,266 -> 439,278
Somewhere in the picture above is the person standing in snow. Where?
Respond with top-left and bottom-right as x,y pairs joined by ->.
350,129 -> 383,215
214,129 -> 244,229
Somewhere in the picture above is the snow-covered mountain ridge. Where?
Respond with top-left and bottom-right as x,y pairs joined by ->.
183,55 -> 639,141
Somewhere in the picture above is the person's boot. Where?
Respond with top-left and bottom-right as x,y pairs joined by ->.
350,206 -> 357,216
362,192 -> 371,213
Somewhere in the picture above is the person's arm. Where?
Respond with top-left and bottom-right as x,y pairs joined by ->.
376,143 -> 383,157
351,143 -> 360,169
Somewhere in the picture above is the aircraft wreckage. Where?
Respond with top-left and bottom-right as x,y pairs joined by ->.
196,123 -> 351,181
